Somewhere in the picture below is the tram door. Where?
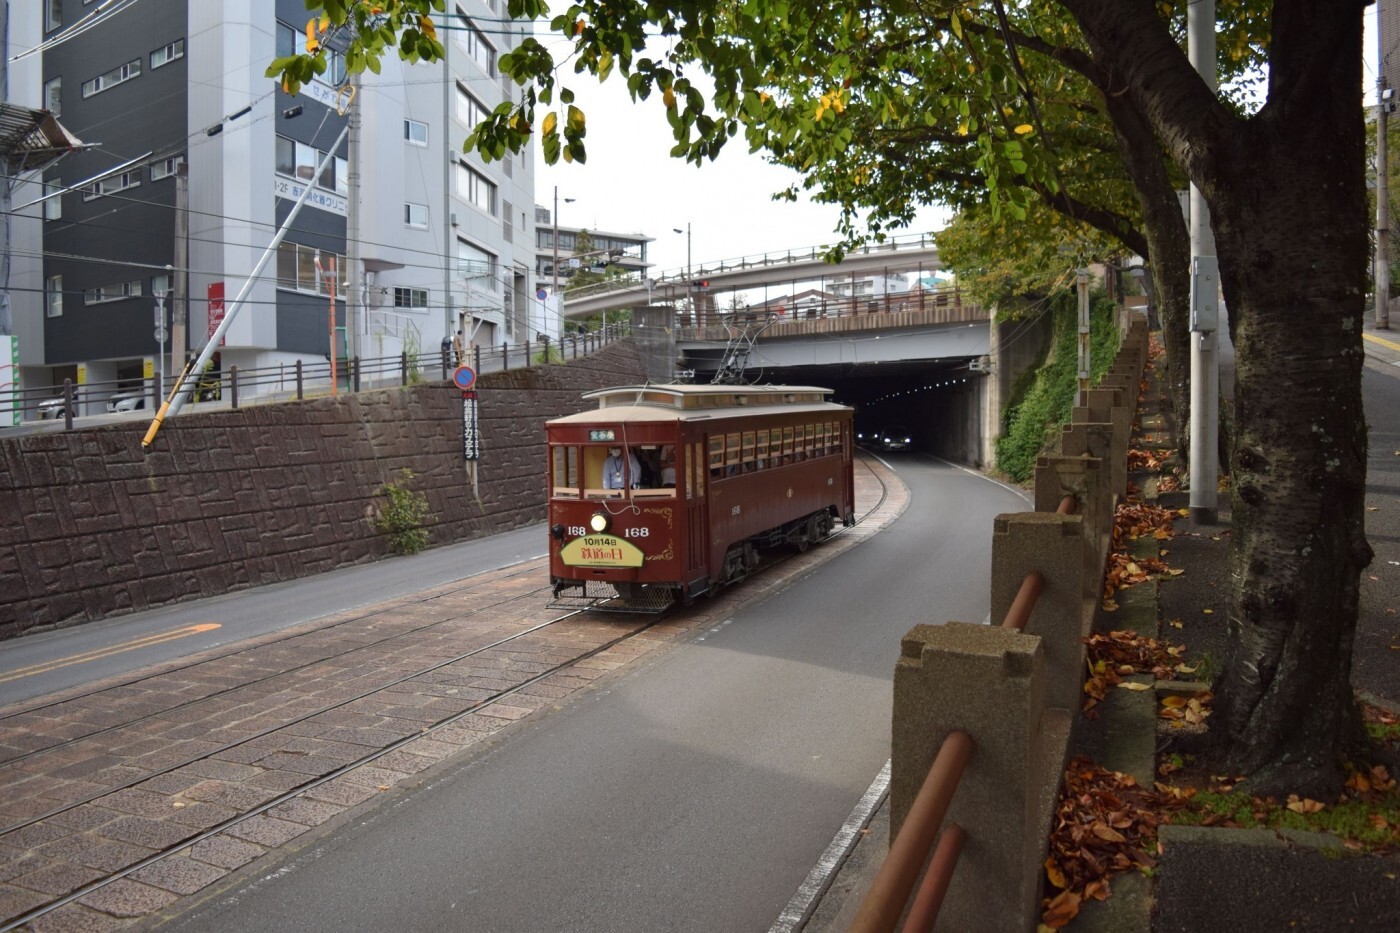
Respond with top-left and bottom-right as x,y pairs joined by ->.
684,439 -> 709,585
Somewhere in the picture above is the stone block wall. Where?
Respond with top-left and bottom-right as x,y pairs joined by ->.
0,342 -> 647,639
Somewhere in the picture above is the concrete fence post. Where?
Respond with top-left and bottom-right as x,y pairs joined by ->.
990,512 -> 1093,712
1062,421 -> 1122,500
892,623 -> 1062,933
1034,455 -> 1111,589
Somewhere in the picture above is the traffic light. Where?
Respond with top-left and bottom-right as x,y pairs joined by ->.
691,279 -> 710,291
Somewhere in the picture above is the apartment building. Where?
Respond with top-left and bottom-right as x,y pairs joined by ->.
19,0 -> 532,408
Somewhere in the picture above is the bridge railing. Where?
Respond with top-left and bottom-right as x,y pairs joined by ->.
673,284 -> 968,332
562,231 -> 942,305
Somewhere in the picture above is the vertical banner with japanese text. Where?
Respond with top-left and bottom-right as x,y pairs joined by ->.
207,282 -> 226,347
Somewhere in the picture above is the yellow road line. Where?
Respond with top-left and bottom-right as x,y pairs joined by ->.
1365,331 -> 1400,353
0,623 -> 221,684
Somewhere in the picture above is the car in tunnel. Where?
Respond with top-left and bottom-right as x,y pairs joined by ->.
877,425 -> 912,452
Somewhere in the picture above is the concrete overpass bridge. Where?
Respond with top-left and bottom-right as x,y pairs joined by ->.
561,232 -> 944,320
626,296 -> 1053,470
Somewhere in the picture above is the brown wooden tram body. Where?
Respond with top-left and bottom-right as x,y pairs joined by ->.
545,384 -> 855,610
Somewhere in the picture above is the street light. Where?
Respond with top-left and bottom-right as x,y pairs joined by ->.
552,187 -> 576,336
672,224 -> 691,281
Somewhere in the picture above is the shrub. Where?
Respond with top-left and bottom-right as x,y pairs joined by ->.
995,290 -> 1119,483
373,468 -> 430,554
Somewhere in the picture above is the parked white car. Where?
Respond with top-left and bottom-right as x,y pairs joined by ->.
107,391 -> 147,413
36,397 -> 68,420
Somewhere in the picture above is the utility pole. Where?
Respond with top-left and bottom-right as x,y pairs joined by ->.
1076,267 -> 1090,405
1379,60 -> 1392,328
1187,0 -> 1219,524
345,69 -> 363,359
172,164 -> 189,372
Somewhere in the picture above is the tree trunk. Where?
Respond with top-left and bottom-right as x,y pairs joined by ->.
1204,84 -> 1372,797
1064,0 -> 1372,797
1100,91 -> 1192,436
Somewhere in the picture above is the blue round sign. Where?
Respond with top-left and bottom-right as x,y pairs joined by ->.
536,288 -> 548,300
452,366 -> 477,390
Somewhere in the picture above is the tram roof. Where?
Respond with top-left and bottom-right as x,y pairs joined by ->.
547,383 -> 849,426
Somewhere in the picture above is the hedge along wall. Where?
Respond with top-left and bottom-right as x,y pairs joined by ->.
0,342 -> 648,639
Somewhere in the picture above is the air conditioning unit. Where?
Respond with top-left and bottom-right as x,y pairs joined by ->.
450,212 -> 458,227
367,285 -> 388,307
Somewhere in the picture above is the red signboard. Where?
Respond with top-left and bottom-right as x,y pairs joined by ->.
207,282 -> 226,347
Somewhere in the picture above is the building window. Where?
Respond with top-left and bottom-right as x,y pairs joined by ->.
46,0 -> 61,32
275,242 -> 345,296
393,287 -> 428,308
455,163 -> 497,216
502,199 -> 513,242
46,276 -> 63,317
404,202 -> 428,227
458,238 -> 497,289
275,21 -> 345,83
43,179 -> 62,220
275,135 -> 345,195
83,280 -> 144,305
83,169 -> 141,200
150,154 -> 185,181
404,119 -> 428,146
455,83 -> 488,129
454,9 -> 496,74
81,59 -> 141,98
151,39 -> 185,69
44,77 -> 61,116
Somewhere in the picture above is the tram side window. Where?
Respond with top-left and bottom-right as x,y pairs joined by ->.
691,441 -> 704,497
708,436 -> 724,478
725,433 -> 741,474
741,431 -> 756,472
782,426 -> 795,464
552,446 -> 580,497
755,429 -> 770,467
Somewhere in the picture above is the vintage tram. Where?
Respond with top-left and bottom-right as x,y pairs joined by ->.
546,384 -> 856,611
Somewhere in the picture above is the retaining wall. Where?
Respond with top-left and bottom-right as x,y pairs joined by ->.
0,343 -> 648,639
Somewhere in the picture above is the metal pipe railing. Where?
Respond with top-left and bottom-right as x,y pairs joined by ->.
850,729 -> 974,933
903,823 -> 967,932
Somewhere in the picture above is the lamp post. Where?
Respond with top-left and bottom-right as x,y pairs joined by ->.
552,187 -> 575,336
673,223 -> 693,323
672,223 -> 691,281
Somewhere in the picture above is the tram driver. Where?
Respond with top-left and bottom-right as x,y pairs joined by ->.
602,446 -> 641,490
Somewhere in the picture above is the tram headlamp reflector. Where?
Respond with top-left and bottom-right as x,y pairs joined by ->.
589,512 -> 610,533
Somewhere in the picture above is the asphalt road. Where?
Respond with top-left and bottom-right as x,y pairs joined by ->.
0,524 -> 545,707
1357,348 -> 1400,701
153,454 -> 1028,933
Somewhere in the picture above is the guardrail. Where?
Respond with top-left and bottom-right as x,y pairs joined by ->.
851,495 -> 1079,932
1,323 -> 631,430
855,315 -> 1149,932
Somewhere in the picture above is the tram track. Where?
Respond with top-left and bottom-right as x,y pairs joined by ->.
0,608 -> 661,932
0,455 -> 894,931
0,559 -> 548,727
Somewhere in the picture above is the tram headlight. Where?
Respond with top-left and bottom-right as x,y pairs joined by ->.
588,511 -> 610,533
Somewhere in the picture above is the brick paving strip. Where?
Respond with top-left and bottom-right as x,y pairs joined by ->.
0,456 -> 909,930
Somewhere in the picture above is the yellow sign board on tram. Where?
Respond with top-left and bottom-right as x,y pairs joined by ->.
560,534 -> 644,568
